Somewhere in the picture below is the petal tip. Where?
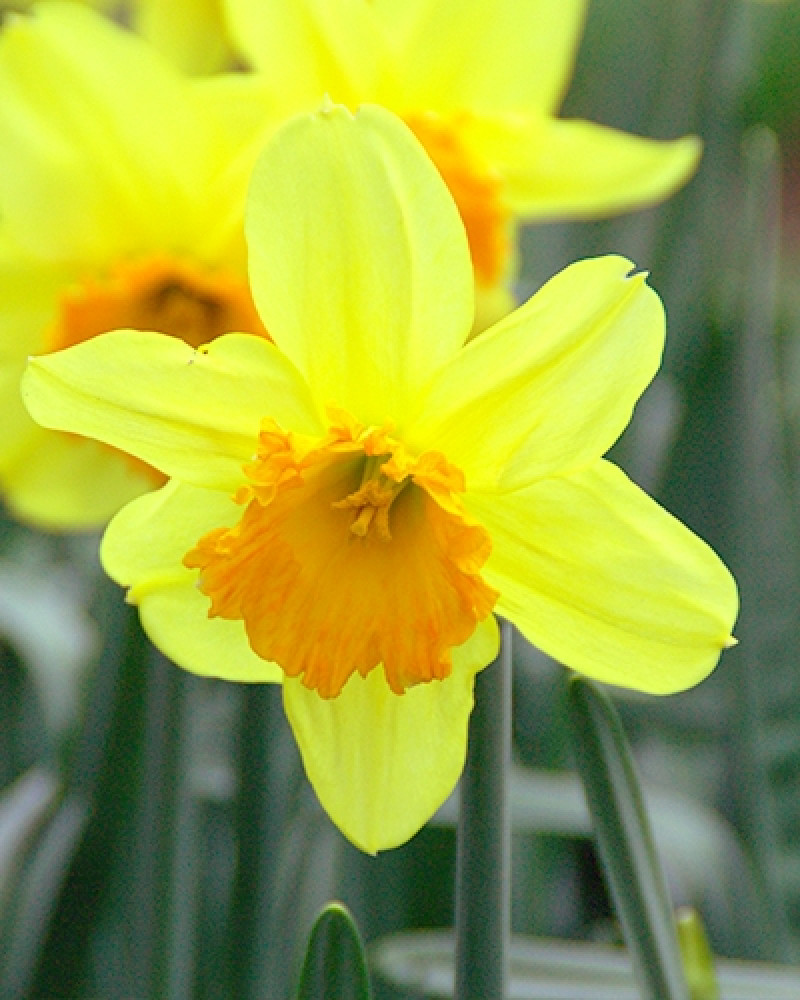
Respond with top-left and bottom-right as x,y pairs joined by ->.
314,94 -> 354,121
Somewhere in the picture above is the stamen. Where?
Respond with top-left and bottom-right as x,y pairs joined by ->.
331,460 -> 410,541
351,505 -> 378,538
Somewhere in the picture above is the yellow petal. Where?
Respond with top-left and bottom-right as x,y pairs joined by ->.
382,0 -> 588,114
225,0 -> 385,111
134,0 -> 236,75
22,331 -> 322,491
467,461 -> 738,694
246,102 -> 473,426
102,480 -> 282,682
282,615 -> 499,853
0,5 -> 186,260
2,428 -> 156,532
0,4 -> 264,264
474,115 -> 703,219
409,257 -> 664,491
0,235 -> 71,468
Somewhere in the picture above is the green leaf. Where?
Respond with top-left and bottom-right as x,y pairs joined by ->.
566,676 -> 689,1000
295,902 -> 372,1000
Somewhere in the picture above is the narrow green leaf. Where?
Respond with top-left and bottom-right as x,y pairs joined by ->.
295,902 -> 372,1000
566,676 -> 689,1000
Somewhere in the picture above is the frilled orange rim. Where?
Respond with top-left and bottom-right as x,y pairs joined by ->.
184,408 -> 499,699
404,110 -> 512,288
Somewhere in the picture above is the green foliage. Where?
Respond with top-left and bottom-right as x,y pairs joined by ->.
295,903 -> 372,1000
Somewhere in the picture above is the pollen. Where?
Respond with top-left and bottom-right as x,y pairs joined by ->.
45,254 -> 268,354
404,111 -> 512,286
184,413 -> 499,699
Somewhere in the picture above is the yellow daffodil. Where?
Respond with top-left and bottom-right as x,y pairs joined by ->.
0,2 -> 274,529
224,0 -> 704,326
23,104 -> 737,853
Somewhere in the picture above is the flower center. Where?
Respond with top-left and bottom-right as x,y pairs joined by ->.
332,455 -> 409,541
45,254 -> 268,354
44,255 -> 268,486
404,111 -> 511,287
183,412 -> 499,699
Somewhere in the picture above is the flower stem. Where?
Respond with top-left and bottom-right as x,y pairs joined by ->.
454,620 -> 512,1000
229,683 -> 288,1000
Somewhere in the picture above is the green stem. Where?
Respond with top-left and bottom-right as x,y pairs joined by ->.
454,620 -> 511,1000
229,683 -> 288,1000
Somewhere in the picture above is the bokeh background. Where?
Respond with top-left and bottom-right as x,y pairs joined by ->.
2,1 -> 800,997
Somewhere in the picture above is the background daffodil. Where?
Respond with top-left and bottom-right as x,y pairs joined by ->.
0,2 -> 272,529
23,104 -> 737,853
224,0 -> 703,327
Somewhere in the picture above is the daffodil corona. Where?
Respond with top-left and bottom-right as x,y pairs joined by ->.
23,105 -> 738,853
224,0 -> 704,325
0,3 -> 271,528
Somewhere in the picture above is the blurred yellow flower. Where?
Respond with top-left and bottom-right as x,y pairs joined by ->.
0,3 -> 273,529
24,104 -> 738,852
224,0 -> 703,325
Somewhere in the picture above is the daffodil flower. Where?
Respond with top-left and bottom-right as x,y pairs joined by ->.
23,104 -> 737,852
0,3 -> 272,528
224,0 -> 704,326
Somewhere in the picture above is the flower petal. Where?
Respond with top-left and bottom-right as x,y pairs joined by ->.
246,102 -> 474,427
22,331 -> 322,491
409,257 -> 664,491
225,0 -> 386,111
2,429 -> 156,531
282,615 -> 499,852
376,0 -> 588,114
472,115 -> 703,219
467,461 -> 738,694
134,0 -> 236,75
0,235 -> 71,467
102,480 -> 282,682
0,4 -> 225,262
